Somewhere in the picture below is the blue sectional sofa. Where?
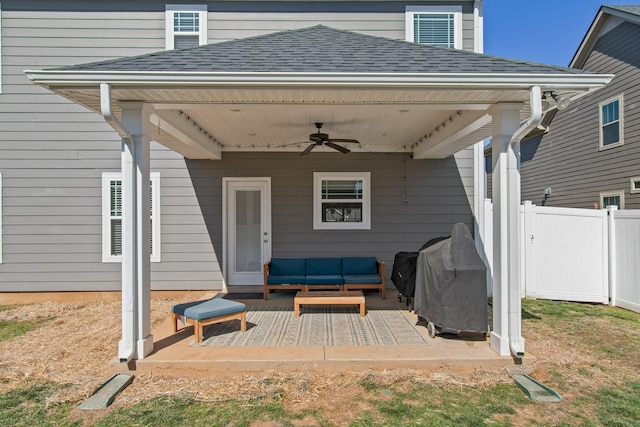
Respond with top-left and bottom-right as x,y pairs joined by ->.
263,257 -> 386,300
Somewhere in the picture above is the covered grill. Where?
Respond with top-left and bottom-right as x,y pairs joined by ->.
414,223 -> 488,338
391,237 -> 449,305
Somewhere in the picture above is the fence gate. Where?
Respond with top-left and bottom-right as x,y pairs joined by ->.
523,203 -> 609,303
611,209 -> 640,312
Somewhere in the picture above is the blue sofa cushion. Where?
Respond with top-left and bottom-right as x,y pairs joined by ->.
267,275 -> 306,285
305,275 -> 345,285
270,258 -> 305,276
306,258 -> 342,275
343,274 -> 382,284
342,257 -> 378,275
181,298 -> 245,321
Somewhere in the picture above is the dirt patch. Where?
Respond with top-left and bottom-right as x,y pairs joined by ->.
1,297 -> 638,425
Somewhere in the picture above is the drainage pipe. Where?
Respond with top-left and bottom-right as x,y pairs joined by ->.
101,82 -> 136,363
507,85 -> 544,359
100,83 -> 133,143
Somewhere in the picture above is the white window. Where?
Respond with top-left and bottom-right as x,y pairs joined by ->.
599,95 -> 623,149
165,4 -> 207,50
600,190 -> 624,210
313,172 -> 371,230
405,5 -> 463,49
630,177 -> 640,194
102,172 -> 161,262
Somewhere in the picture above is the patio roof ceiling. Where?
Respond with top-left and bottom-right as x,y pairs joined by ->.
26,26 -> 613,159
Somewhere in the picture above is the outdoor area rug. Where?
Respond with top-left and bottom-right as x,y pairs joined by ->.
197,305 -> 429,346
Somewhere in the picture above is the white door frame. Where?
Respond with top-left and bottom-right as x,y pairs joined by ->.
222,177 -> 272,286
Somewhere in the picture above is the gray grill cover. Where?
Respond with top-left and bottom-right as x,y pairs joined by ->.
414,223 -> 488,334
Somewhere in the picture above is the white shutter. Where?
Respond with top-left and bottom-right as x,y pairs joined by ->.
102,173 -> 160,262
110,180 -> 123,256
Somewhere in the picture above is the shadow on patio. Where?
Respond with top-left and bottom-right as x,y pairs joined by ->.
134,289 -> 518,377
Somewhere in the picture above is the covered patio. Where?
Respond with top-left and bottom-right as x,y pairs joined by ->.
26,25 -> 612,364
137,288 -> 509,375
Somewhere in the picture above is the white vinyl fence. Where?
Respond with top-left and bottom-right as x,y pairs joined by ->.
483,200 -> 640,313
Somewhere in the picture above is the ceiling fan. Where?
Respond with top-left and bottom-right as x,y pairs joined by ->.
300,122 -> 360,155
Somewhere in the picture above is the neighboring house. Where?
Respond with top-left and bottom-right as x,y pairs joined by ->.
0,0 -> 612,360
517,5 -> 640,210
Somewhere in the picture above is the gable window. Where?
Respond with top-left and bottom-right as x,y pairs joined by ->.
600,190 -> 624,210
313,172 -> 371,230
630,177 -> 640,194
405,6 -> 462,49
165,4 -> 207,50
102,172 -> 161,262
599,95 -> 623,149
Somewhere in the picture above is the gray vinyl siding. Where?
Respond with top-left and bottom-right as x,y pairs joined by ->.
0,0 -> 476,292
186,150 -> 474,262
519,21 -> 640,210
207,3 -> 477,50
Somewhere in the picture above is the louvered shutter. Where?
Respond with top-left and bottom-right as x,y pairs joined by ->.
109,179 -> 155,256
110,180 -> 122,256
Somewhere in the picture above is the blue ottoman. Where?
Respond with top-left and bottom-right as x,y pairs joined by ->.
171,298 -> 246,342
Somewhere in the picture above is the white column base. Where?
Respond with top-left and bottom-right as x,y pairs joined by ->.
490,331 -> 511,356
137,335 -> 154,359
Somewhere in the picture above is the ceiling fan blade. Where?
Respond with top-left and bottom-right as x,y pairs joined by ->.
325,142 -> 351,154
328,138 -> 360,144
300,143 -> 317,156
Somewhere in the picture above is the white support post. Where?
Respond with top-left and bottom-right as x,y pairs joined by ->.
473,141 -> 487,272
607,205 -> 618,306
490,103 -> 522,357
118,102 -> 154,361
483,198 -> 493,297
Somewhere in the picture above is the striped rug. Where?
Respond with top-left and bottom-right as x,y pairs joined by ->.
197,305 -> 429,347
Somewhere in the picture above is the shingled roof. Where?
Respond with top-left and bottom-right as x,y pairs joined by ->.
605,5 -> 640,16
58,25 -> 583,75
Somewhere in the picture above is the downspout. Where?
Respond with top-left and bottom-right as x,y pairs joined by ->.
100,83 -> 133,143
507,85 -> 543,359
511,86 -> 543,145
100,83 -> 136,363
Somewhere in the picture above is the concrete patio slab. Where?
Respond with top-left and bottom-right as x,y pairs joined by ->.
132,289 -> 525,377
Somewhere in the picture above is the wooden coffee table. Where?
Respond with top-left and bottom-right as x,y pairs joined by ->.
294,290 -> 366,317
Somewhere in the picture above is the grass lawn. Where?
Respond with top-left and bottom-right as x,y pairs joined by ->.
0,298 -> 639,426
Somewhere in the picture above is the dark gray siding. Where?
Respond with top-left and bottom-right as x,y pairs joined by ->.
0,0 -> 477,291
519,21 -> 640,209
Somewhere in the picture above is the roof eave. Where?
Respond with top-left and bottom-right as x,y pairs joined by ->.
25,69 -> 613,91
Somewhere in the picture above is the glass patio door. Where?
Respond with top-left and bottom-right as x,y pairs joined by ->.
224,178 -> 271,286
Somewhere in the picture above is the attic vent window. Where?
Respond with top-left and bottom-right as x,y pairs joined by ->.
166,5 -> 207,50
405,6 -> 462,49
